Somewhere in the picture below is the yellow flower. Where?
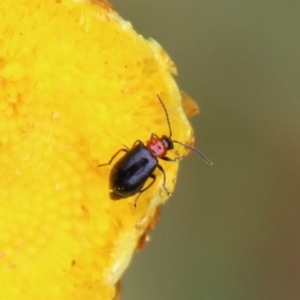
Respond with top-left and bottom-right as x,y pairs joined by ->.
0,0 -> 195,299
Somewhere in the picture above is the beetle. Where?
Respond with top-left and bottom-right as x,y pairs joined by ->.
98,95 -> 212,206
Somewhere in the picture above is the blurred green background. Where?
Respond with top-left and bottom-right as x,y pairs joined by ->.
112,1 -> 300,299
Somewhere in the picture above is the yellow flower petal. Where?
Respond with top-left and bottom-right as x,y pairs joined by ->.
0,1 -> 194,299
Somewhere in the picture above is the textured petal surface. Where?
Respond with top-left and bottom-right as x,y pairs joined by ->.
0,1 -> 194,299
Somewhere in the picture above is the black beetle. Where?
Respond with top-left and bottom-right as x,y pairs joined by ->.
99,95 -> 212,206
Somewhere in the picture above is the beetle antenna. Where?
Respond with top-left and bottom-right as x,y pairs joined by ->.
157,95 -> 173,138
173,140 -> 213,166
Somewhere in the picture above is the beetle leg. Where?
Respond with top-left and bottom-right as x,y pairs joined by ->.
132,140 -> 144,147
98,148 -> 128,167
133,174 -> 156,207
156,164 -> 171,196
122,144 -> 130,150
160,156 -> 181,162
139,174 -> 156,193
150,133 -> 159,139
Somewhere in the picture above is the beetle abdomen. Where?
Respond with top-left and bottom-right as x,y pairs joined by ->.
109,144 -> 157,199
